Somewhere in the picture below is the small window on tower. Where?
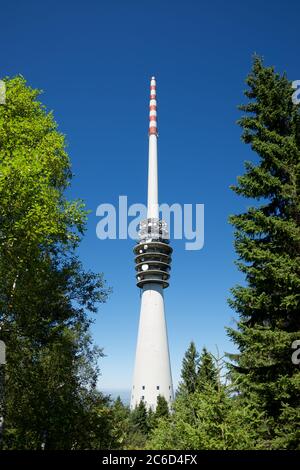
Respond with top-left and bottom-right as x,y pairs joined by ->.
141,396 -> 145,400
142,385 -> 145,390
156,386 -> 160,390
169,385 -> 171,390
169,396 -> 171,400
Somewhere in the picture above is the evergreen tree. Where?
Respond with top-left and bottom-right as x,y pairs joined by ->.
130,401 -> 149,435
110,397 -> 131,449
227,56 -> 300,449
147,408 -> 156,431
155,395 -> 169,420
177,341 -> 199,395
197,348 -> 218,391
148,360 -> 261,450
113,396 -> 128,414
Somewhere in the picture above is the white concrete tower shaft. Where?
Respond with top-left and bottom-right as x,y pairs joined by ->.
131,77 -> 174,410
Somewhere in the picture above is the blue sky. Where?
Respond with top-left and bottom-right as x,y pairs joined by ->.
1,0 -> 299,390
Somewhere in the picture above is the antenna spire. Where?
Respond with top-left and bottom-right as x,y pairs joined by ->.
147,76 -> 159,218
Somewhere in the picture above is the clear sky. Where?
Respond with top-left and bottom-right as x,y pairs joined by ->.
1,0 -> 299,390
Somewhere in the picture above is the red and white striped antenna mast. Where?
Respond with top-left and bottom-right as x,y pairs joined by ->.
149,76 -> 158,136
147,76 -> 159,219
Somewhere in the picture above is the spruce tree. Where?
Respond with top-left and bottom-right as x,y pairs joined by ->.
147,408 -> 156,431
148,354 -> 261,450
155,395 -> 169,420
177,341 -> 199,395
130,401 -> 149,435
110,397 -> 131,449
227,56 -> 300,449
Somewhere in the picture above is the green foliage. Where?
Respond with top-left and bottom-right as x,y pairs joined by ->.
0,76 -> 112,449
106,396 -> 150,450
109,397 -> 132,449
178,344 -> 218,396
130,401 -> 149,435
177,341 -> 199,395
155,395 -> 169,420
114,396 -> 171,450
148,349 -> 262,450
0,77 -> 86,261
117,400 -> 150,449
147,408 -> 156,431
197,348 -> 218,391
227,56 -> 300,449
